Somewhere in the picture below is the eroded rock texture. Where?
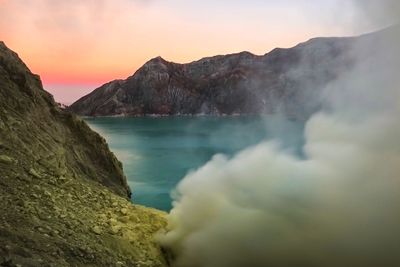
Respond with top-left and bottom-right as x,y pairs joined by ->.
69,35 -> 358,119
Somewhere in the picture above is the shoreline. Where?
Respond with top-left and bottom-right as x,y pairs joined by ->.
79,113 -> 303,121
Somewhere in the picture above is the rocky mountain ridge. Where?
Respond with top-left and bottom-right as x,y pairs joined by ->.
68,34 -> 362,118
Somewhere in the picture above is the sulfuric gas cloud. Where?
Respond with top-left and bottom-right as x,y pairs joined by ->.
160,1 -> 400,267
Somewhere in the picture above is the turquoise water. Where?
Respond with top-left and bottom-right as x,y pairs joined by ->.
85,116 -> 304,211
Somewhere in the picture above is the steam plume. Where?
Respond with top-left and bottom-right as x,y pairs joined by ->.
160,2 -> 400,267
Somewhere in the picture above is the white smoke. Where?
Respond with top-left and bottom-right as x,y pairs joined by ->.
160,2 -> 400,267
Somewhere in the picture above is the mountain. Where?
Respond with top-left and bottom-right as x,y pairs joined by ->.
0,42 -> 168,266
68,34 -> 361,118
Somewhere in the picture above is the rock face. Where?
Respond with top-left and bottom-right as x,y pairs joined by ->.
0,42 -> 168,266
68,35 -> 359,118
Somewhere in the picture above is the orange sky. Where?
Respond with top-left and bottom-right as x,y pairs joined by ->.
0,0 -> 388,104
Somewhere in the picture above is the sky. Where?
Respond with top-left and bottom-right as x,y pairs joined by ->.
0,0 -> 390,104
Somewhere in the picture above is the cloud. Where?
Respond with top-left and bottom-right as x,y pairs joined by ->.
0,0 -> 154,55
159,2 -> 400,266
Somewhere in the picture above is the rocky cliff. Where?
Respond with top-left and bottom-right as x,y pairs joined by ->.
68,35 -> 359,118
0,42 -> 168,266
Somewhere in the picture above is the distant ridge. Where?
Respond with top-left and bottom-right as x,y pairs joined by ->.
68,27 -> 392,119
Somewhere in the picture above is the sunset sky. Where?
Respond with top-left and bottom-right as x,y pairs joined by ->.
0,0 -> 390,104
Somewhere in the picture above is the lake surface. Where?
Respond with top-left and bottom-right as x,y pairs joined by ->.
85,116 -> 305,211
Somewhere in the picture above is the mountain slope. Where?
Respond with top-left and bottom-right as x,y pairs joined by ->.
68,35 -> 358,118
0,42 -> 168,266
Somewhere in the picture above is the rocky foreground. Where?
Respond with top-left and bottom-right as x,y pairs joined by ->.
0,42 -> 168,266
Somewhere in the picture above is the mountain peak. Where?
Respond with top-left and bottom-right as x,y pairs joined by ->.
147,56 -> 167,64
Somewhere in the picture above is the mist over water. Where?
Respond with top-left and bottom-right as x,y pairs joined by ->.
158,3 -> 400,267
85,116 -> 304,211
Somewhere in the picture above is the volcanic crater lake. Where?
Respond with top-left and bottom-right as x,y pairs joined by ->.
85,116 -> 304,211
